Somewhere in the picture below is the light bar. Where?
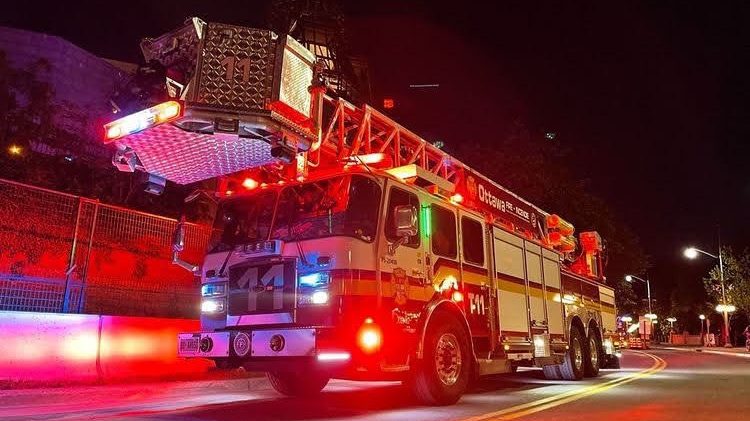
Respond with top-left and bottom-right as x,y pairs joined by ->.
104,101 -> 182,143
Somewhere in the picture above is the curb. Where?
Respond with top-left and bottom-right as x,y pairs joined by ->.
657,346 -> 750,359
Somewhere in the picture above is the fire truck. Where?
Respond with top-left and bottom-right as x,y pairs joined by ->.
104,18 -> 618,405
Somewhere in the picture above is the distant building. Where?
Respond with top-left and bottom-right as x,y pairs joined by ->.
0,25 -> 134,161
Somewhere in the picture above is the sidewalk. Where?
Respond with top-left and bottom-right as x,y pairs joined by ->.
655,344 -> 750,359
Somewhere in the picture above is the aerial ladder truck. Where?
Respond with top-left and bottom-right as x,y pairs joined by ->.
104,18 -> 619,405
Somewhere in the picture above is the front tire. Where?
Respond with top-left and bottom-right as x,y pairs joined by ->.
266,371 -> 329,397
410,312 -> 471,406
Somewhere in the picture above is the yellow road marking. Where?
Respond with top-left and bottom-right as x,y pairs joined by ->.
461,351 -> 667,421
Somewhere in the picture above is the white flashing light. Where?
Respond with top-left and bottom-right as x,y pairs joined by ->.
317,352 -> 351,362
311,291 -> 330,305
645,313 -> 658,320
201,299 -> 224,313
104,101 -> 182,143
627,323 -> 640,333
620,316 -> 633,323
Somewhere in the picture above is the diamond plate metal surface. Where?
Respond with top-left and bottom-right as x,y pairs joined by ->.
194,24 -> 276,111
279,38 -> 314,117
116,123 -> 276,185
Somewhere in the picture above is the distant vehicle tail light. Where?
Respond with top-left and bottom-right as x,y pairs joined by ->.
357,319 -> 382,353
103,101 -> 182,143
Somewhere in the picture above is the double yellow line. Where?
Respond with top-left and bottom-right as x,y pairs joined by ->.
462,351 -> 667,421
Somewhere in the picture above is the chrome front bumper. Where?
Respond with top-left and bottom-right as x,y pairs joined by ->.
178,328 -> 317,359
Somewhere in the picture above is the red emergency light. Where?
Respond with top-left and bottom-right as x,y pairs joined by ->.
546,214 -> 574,236
579,231 -> 603,252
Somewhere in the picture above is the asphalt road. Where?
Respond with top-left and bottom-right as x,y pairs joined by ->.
2,349 -> 749,421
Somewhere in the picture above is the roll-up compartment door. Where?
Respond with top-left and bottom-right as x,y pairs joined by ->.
493,227 -> 529,339
525,242 -> 547,329
542,249 -> 564,337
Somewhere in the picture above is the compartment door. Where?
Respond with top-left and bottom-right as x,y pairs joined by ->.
525,242 -> 548,330
492,227 -> 530,340
543,250 -> 565,340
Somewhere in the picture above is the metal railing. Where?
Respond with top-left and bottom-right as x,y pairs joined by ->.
0,178 -> 211,317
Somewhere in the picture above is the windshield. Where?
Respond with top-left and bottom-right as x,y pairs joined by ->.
210,190 -> 276,253
271,175 -> 381,242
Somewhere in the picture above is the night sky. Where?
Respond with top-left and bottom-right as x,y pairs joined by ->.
2,1 -> 749,312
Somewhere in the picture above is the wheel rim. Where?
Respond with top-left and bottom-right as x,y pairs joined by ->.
589,337 -> 599,369
572,337 -> 583,372
435,332 -> 462,386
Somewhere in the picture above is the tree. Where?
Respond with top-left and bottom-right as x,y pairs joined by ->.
704,247 -> 750,316
450,119 -> 649,312
0,50 -> 198,219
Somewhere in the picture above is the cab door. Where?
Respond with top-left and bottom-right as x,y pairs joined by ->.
458,211 -> 494,355
380,184 -> 429,309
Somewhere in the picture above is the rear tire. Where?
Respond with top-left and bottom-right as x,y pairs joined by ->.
266,371 -> 329,397
542,364 -> 561,380
584,331 -> 602,377
544,326 -> 585,381
410,312 -> 471,406
560,327 -> 586,380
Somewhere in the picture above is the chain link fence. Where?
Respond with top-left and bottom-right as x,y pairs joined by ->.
0,178 -> 212,318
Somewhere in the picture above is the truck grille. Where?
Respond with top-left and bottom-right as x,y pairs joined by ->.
227,259 -> 296,316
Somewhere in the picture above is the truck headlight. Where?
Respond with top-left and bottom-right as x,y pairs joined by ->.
201,282 -> 227,297
201,298 -> 225,313
298,272 -> 331,306
299,290 -> 330,306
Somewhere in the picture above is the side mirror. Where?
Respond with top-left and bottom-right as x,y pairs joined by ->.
172,220 -> 186,253
393,205 -> 418,238
171,218 -> 198,273
389,205 -> 417,255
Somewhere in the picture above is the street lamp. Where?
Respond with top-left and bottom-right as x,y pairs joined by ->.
621,315 -> 632,335
625,274 -> 655,342
699,314 -> 706,345
665,317 -> 677,344
625,274 -> 653,318
684,246 -> 732,347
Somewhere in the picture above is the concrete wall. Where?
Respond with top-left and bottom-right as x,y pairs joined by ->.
0,311 -> 211,383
